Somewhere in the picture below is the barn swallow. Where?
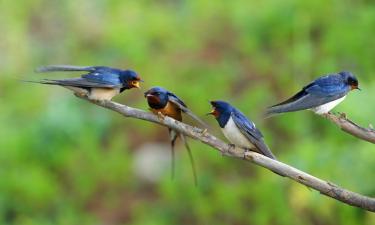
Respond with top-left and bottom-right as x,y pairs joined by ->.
266,71 -> 360,117
208,101 -> 277,159
144,87 -> 207,185
30,65 -> 142,101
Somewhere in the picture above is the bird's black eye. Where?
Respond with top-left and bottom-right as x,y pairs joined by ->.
348,77 -> 358,86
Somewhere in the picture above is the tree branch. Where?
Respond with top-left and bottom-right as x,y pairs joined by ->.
78,96 -> 375,212
324,113 -> 375,144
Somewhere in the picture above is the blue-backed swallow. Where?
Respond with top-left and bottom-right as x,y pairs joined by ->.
144,87 -> 207,185
266,71 -> 360,117
208,101 -> 277,159
31,65 -> 142,101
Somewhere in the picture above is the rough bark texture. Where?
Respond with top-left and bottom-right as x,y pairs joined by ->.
324,113 -> 375,144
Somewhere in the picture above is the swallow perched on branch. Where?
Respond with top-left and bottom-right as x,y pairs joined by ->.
266,71 -> 360,117
208,101 -> 277,159
31,65 -> 142,101
144,86 -> 207,185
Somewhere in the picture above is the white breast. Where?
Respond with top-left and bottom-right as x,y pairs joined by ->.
311,96 -> 346,114
88,88 -> 120,101
221,117 -> 255,149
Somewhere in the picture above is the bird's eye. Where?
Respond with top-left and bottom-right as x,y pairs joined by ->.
348,78 -> 357,85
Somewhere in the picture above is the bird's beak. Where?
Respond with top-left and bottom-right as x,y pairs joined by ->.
351,85 -> 361,91
206,109 -> 216,116
132,81 -> 140,88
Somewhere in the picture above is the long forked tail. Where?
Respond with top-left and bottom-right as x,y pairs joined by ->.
264,106 -> 287,118
20,79 -> 61,86
35,65 -> 95,73
179,134 -> 198,186
169,129 -> 178,180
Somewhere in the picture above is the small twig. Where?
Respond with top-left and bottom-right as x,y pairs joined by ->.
324,113 -> 375,144
77,96 -> 375,212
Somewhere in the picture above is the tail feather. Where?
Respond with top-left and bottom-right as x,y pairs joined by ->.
264,105 -> 292,118
253,139 -> 277,160
264,105 -> 289,118
35,65 -> 94,73
169,129 -> 178,180
20,79 -> 60,85
180,134 -> 198,186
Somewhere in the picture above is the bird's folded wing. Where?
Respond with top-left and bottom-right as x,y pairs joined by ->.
40,78 -> 119,88
36,65 -> 95,73
168,97 -> 208,128
231,111 -> 276,159
82,73 -> 122,86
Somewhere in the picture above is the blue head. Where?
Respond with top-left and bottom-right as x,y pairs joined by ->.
119,70 -> 143,89
144,86 -> 170,109
208,100 -> 233,128
339,71 -> 360,90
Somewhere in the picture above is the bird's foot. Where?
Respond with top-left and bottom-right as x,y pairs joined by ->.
200,128 -> 208,135
225,144 -> 236,156
243,148 -> 251,160
157,112 -> 165,121
222,143 -> 235,156
323,111 -> 344,119
339,112 -> 347,119
95,99 -> 109,105
322,111 -> 334,118
74,92 -> 87,98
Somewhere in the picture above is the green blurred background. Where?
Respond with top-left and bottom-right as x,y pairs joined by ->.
1,0 -> 375,224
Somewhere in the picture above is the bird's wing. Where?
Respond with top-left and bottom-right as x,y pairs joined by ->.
167,93 -> 208,128
266,74 -> 348,116
36,65 -> 123,87
232,110 -> 276,159
81,72 -> 122,87
38,78 -> 118,88
305,74 -> 348,97
36,65 -> 96,73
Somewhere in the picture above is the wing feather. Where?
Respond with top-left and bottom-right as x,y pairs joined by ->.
168,95 -> 208,128
266,74 -> 349,116
40,78 -> 119,88
232,111 -> 276,159
36,65 -> 95,73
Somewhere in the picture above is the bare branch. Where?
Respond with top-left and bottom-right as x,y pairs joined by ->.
324,113 -> 375,144
78,96 -> 375,212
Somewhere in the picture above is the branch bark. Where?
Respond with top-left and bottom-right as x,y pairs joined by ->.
78,96 -> 375,212
324,113 -> 375,144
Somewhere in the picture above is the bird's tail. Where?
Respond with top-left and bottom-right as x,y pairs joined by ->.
250,144 -> 286,177
255,141 -> 277,160
263,106 -> 283,118
169,129 -> 178,180
20,79 -> 61,86
168,130 -> 198,186
35,65 -> 95,73
179,133 -> 198,186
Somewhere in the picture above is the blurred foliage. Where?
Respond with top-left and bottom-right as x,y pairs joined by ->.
1,0 -> 375,224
